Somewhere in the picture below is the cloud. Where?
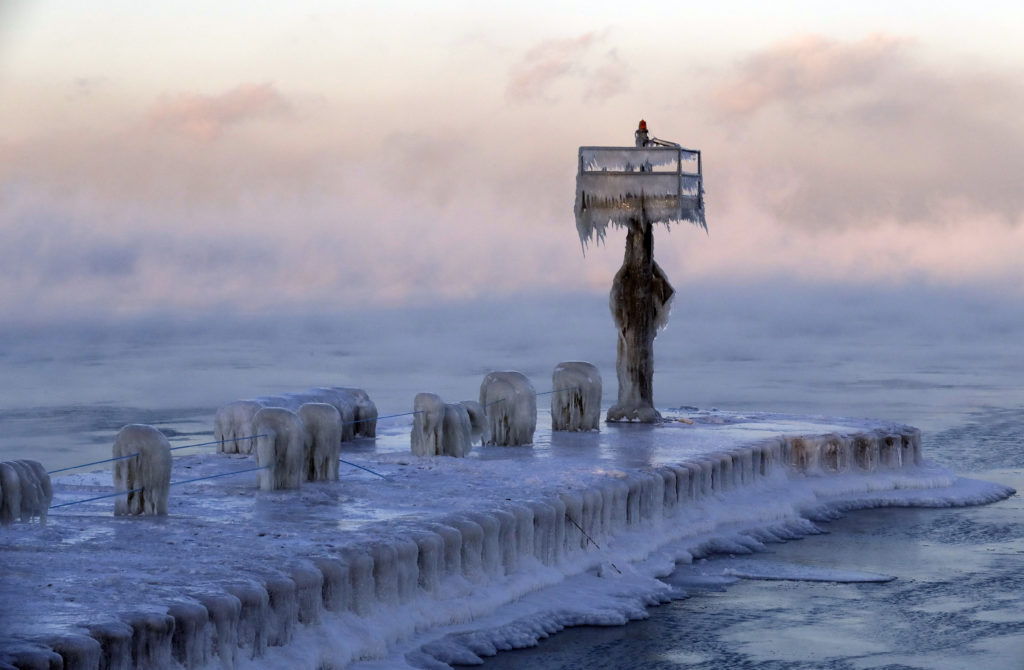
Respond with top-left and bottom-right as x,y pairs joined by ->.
147,82 -> 289,140
711,34 -> 907,117
506,32 -> 629,102
707,35 -> 1024,228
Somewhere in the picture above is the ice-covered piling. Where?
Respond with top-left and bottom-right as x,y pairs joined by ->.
441,403 -> 473,458
605,220 -> 674,424
411,393 -> 474,457
253,408 -> 305,491
480,371 -> 537,446
0,460 -> 52,525
112,425 -> 172,516
551,361 -> 602,432
460,400 -> 489,445
215,387 -> 377,455
298,403 -> 342,482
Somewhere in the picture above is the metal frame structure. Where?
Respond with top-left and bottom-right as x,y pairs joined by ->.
575,144 -> 705,233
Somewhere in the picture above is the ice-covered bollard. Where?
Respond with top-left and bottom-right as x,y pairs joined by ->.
441,403 -> 473,458
411,394 -> 474,457
253,408 -> 305,491
551,361 -> 602,432
411,393 -> 445,456
112,424 -> 172,516
479,371 -> 537,446
0,460 -> 52,525
298,403 -> 342,482
331,387 -> 378,438
313,387 -> 358,441
214,400 -> 264,454
460,400 -> 489,445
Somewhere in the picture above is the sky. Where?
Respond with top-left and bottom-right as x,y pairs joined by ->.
2,1 -> 1023,321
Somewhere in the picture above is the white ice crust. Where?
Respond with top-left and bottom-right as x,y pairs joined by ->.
1,410 -> 1014,669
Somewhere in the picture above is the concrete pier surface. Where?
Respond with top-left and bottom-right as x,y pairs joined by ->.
0,409 -> 1012,670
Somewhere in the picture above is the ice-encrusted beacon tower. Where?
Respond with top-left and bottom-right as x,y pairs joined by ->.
574,120 -> 706,423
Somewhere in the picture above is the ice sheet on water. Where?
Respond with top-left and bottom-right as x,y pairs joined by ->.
674,558 -> 895,584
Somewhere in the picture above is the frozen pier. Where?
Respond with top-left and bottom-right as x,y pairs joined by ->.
0,410 -> 1013,669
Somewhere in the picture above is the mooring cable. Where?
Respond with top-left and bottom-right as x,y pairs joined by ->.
49,486 -> 145,509
47,453 -> 139,475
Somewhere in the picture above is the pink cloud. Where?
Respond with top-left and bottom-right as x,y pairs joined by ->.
147,83 -> 289,140
705,34 -> 1024,229
506,32 -> 628,102
712,34 -> 906,117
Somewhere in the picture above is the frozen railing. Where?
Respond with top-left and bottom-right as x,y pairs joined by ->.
574,145 -> 706,248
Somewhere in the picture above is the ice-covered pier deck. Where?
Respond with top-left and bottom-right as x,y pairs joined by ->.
0,410 -> 1012,669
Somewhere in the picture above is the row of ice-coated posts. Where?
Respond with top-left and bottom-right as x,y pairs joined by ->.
0,363 -> 604,524
412,362 -> 604,457
2,426 -> 922,669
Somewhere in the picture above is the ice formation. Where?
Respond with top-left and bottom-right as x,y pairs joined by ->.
479,371 -> 537,446
411,394 -> 474,457
574,146 -> 705,251
216,388 -> 377,455
441,403 -> 473,458
253,408 -> 305,491
459,400 -> 489,445
112,424 -> 172,516
214,400 -> 264,454
0,460 -> 51,525
551,361 -> 602,432
605,222 -> 675,423
1,411 -> 1015,670
314,387 -> 358,441
411,392 -> 445,456
331,387 -> 378,438
298,403 -> 342,482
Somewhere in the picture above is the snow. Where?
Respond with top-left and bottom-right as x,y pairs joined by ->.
0,409 -> 1014,669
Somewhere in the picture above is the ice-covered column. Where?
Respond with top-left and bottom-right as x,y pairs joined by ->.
112,424 -> 172,516
298,403 -> 342,482
479,371 -> 537,446
0,460 -> 52,525
606,219 -> 675,423
551,361 -> 602,431
410,393 -> 474,457
253,408 -> 305,491
411,393 -> 445,456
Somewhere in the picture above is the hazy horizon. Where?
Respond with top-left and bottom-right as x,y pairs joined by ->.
3,3 -> 1024,323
